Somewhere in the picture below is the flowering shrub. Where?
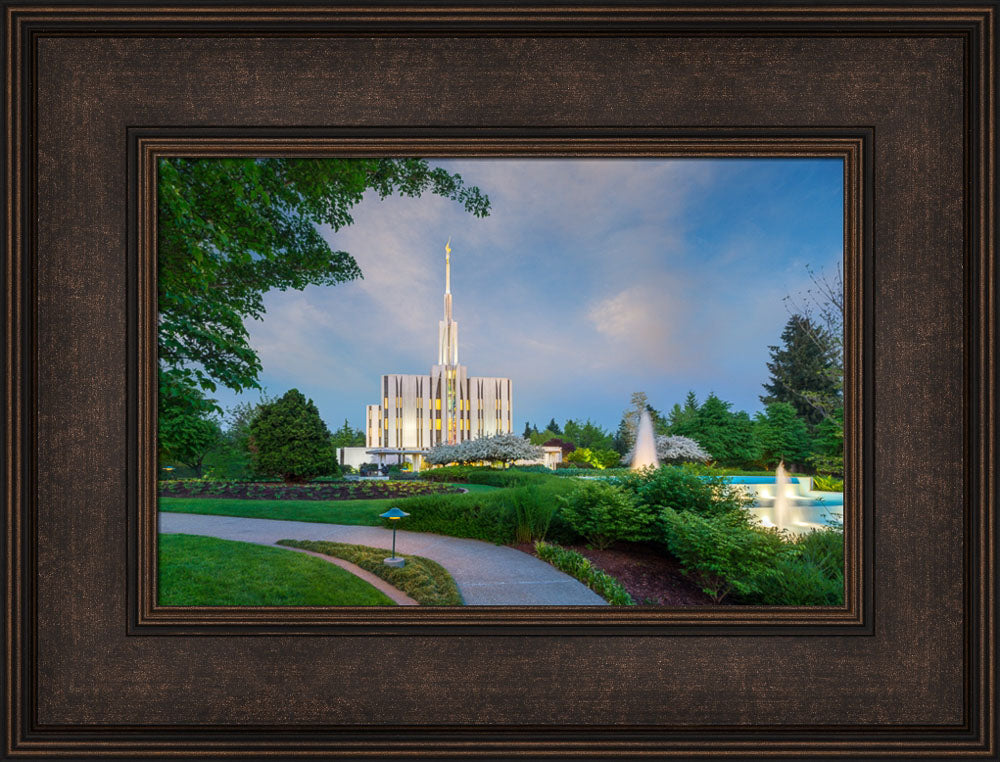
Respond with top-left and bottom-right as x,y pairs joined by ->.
621,435 -> 710,465
425,433 -> 543,466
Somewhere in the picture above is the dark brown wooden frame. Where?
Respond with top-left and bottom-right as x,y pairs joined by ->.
4,3 -> 996,759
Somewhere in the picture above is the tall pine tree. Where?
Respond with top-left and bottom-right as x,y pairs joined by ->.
761,315 -> 840,426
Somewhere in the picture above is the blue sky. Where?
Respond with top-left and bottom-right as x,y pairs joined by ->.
211,158 -> 843,434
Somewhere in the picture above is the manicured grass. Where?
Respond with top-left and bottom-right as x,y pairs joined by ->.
159,483 -> 500,525
158,534 -> 395,606
452,483 -> 499,493
278,539 -> 463,606
160,496 -> 387,525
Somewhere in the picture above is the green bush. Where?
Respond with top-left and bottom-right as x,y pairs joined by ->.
247,389 -> 338,483
509,485 -> 559,543
534,542 -> 634,605
551,467 -> 632,478
658,506 -> 788,602
556,481 -> 655,550
277,539 -> 462,605
745,554 -> 844,606
812,474 -> 844,492
420,465 -> 556,489
741,527 -> 845,606
615,465 -> 750,518
392,478 -> 578,545
794,527 -> 844,576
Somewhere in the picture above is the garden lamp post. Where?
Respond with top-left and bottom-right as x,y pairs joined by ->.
380,507 -> 410,567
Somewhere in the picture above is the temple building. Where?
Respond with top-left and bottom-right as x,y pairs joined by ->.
363,240 -> 513,470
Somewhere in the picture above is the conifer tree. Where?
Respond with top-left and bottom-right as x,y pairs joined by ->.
761,315 -> 839,426
248,389 -> 336,483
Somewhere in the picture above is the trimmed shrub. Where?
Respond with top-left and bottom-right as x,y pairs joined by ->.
534,542 -> 634,605
556,481 -> 655,550
420,465 -> 556,489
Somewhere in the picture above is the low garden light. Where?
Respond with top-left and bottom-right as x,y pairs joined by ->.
380,506 -> 410,567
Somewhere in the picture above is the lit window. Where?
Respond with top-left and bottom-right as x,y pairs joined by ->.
384,397 -> 388,408
383,419 -> 388,429
435,419 -> 441,430
435,399 -> 441,410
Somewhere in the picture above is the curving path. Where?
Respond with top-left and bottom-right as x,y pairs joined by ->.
158,512 -> 608,606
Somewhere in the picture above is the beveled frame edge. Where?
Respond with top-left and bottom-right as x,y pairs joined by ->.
3,3 -> 995,759
129,130 -> 868,635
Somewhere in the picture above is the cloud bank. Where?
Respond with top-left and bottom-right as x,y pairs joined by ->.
213,158 -> 843,432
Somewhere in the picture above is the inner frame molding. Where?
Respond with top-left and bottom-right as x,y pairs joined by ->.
128,129 -> 870,634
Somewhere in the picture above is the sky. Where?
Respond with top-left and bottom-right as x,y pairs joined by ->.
210,158 -> 844,434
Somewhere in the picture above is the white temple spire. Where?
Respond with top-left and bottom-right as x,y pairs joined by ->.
438,238 -> 459,365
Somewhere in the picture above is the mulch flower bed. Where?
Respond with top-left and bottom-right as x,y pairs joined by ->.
518,540 -> 725,606
158,480 -> 463,501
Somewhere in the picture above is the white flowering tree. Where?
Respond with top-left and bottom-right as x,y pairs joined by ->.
621,434 -> 710,465
425,433 -> 543,467
424,442 -> 462,465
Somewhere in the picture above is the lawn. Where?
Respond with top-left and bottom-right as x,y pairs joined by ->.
158,533 -> 395,605
159,483 -> 500,525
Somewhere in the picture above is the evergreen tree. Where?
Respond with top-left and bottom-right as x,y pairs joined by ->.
330,418 -> 365,448
546,418 -> 563,435
673,393 -> 760,467
248,389 -> 337,483
753,402 -> 811,468
563,418 -> 582,446
761,315 -> 840,426
612,417 -> 632,455
808,408 -> 845,476
666,392 -> 699,433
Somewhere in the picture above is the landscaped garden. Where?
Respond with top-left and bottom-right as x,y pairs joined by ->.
153,156 -> 845,608
158,461 -> 844,607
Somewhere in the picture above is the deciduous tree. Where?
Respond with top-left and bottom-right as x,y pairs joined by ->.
158,158 -> 490,415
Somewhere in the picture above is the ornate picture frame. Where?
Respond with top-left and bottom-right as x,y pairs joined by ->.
4,4 -> 995,758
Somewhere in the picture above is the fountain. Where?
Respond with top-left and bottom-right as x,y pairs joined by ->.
773,460 -> 789,532
630,409 -> 660,470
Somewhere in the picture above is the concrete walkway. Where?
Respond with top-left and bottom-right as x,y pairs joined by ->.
159,512 -> 608,606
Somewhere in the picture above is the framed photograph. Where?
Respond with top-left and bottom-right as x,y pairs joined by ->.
4,3 -> 995,759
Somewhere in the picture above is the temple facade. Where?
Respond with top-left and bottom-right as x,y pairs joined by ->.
365,240 -> 513,465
